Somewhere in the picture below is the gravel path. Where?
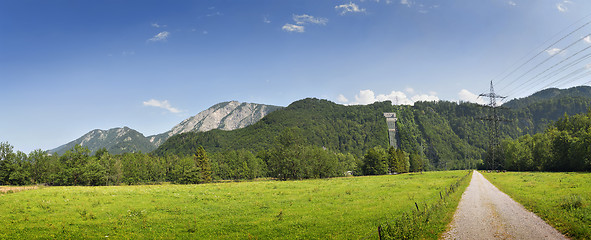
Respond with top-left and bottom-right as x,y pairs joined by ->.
442,170 -> 567,240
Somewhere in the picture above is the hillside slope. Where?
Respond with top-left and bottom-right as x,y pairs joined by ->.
155,86 -> 591,170
50,127 -> 155,155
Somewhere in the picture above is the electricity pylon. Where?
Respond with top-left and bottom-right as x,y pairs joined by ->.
479,81 -> 509,170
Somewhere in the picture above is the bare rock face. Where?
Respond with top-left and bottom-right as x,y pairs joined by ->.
51,101 -> 282,154
149,101 -> 281,146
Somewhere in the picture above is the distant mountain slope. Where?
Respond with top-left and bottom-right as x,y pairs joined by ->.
50,101 -> 282,155
148,101 -> 282,146
503,86 -> 591,109
50,127 -> 155,155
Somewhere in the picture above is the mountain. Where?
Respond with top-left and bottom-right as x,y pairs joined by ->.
154,86 -> 591,170
147,101 -> 283,146
50,101 -> 282,155
50,127 -> 156,155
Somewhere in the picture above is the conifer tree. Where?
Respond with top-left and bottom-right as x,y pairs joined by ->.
195,146 -> 212,183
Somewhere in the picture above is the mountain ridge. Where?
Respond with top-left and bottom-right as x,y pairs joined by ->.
50,101 -> 282,155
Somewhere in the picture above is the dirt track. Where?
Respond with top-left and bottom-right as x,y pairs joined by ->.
442,171 -> 567,240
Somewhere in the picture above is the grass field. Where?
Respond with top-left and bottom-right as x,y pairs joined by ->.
482,171 -> 591,239
0,171 -> 469,239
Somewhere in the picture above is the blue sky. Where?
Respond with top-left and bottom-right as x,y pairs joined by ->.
2,0 -> 591,153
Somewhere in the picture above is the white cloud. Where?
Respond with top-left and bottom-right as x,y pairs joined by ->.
404,87 -> 415,94
400,0 -> 411,7
556,1 -> 572,12
151,23 -> 166,28
546,48 -> 562,55
263,16 -> 271,24
206,12 -> 222,17
143,99 -> 181,113
293,14 -> 328,25
584,35 -> 591,44
148,31 -> 170,42
508,1 -> 516,6
557,3 -> 567,12
337,94 -> 349,103
335,2 -> 366,15
354,90 -> 377,105
282,23 -> 305,33
411,94 -> 439,102
340,89 -> 437,105
458,89 -> 487,105
377,91 -> 414,105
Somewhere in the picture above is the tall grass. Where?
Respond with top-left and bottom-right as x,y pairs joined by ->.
378,171 -> 472,239
483,172 -> 591,239
0,171 -> 467,239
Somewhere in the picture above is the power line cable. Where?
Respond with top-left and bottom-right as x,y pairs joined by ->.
485,14 -> 591,100
557,69 -> 591,88
504,42 -> 591,98
500,34 -> 591,96
495,19 -> 591,89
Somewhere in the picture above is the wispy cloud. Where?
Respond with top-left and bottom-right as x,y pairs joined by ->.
143,99 -> 181,113
122,51 -> 135,56
263,16 -> 271,24
458,89 -> 487,105
546,48 -> 562,56
148,31 -> 170,42
585,36 -> 591,44
400,0 -> 411,7
556,0 -> 572,12
151,23 -> 166,28
339,89 -> 438,105
282,24 -> 305,33
335,2 -> 366,15
293,14 -> 328,25
282,14 -> 327,33
337,94 -> 349,103
206,11 -> 222,17
508,1 -> 517,6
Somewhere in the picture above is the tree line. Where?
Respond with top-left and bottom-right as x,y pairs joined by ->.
501,111 -> 591,172
0,127 -> 425,186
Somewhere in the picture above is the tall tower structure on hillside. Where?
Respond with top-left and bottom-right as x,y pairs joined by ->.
383,113 -> 398,148
479,81 -> 507,170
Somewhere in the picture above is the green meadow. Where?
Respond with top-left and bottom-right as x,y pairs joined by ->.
0,171 -> 468,239
482,171 -> 591,239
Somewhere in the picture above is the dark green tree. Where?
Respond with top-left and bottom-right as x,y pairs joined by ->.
0,142 -> 15,185
362,146 -> 388,175
195,146 -> 212,183
409,152 -> 424,172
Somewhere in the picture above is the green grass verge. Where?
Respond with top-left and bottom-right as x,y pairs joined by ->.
379,170 -> 472,239
482,171 -> 591,239
0,171 -> 468,239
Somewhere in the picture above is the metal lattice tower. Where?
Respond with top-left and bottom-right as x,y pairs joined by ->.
479,81 -> 508,170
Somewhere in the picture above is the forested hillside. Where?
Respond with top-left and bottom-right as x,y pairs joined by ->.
155,86 -> 591,170
154,98 -> 394,157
